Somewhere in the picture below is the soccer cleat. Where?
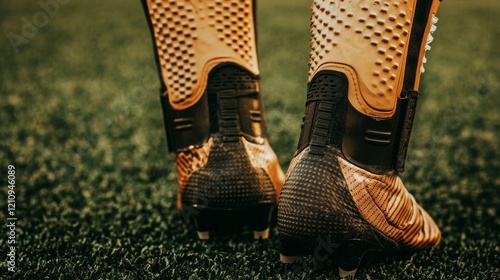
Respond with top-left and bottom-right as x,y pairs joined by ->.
278,0 -> 442,277
142,0 -> 285,239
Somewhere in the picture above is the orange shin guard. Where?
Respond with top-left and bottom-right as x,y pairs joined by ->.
279,1 -> 442,278
142,0 -> 285,239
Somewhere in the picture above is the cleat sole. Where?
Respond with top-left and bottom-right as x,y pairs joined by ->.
183,203 -> 275,239
280,233 -> 385,277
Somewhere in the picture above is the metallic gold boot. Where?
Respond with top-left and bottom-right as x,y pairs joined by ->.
142,0 -> 285,240
278,0 -> 442,277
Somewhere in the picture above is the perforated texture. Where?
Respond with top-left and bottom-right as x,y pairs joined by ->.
278,147 -> 391,244
208,65 -> 259,93
145,0 -> 259,110
182,136 -> 276,209
279,145 -> 440,251
148,0 -> 197,104
207,0 -> 256,69
309,0 -> 417,114
307,72 -> 345,102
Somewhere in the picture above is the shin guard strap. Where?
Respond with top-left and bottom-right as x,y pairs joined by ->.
396,90 -> 420,172
342,90 -> 420,174
162,65 -> 266,152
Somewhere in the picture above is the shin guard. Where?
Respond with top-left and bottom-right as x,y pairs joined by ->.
278,0 -> 442,277
142,0 -> 285,239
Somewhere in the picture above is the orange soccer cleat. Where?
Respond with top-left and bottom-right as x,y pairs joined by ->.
142,0 -> 285,240
278,0 -> 442,278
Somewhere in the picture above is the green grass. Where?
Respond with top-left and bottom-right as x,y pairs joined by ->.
1,0 -> 499,279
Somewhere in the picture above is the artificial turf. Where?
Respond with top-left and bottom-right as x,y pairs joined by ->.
1,0 -> 499,279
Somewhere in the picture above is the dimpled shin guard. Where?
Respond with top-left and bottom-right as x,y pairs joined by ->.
142,0 -> 285,240
278,0 -> 442,277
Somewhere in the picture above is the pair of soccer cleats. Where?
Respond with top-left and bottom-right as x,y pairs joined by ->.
173,65 -> 440,279
142,0 -> 443,277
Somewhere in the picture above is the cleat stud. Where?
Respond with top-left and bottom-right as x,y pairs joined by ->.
339,268 -> 357,279
197,231 -> 210,240
279,254 -> 304,264
253,228 -> 270,239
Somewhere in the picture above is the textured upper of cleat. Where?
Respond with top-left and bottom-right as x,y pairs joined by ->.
278,146 -> 399,252
338,157 -> 441,250
278,144 -> 440,252
179,135 -> 278,210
